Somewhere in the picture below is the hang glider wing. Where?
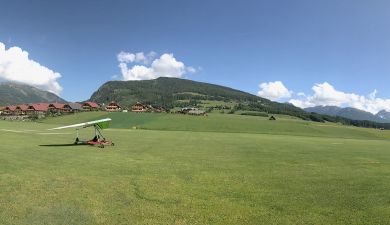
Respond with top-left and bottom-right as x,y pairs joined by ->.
48,118 -> 112,130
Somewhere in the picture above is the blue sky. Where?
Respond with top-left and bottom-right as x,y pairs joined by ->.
0,0 -> 389,113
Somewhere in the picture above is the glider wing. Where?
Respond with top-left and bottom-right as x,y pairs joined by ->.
48,118 -> 111,130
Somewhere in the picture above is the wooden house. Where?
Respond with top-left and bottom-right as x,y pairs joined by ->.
82,102 -> 100,111
48,103 -> 64,113
3,106 -> 16,115
131,102 -> 148,112
27,103 -> 49,115
105,101 -> 122,112
14,104 -> 29,115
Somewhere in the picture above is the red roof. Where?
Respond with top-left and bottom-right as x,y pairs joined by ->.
16,104 -> 29,111
48,103 -> 65,109
28,103 -> 49,111
5,106 -> 17,111
84,102 -> 99,108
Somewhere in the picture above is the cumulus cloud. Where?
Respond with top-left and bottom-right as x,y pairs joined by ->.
289,82 -> 390,114
117,51 -> 195,81
0,42 -> 62,95
117,51 -> 156,64
257,81 -> 292,101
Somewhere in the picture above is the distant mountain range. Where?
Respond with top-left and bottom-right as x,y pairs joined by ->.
376,110 -> 390,121
0,82 -> 66,105
305,106 -> 390,123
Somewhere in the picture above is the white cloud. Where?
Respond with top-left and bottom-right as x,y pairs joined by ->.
186,66 -> 196,73
117,52 -> 195,81
117,51 -> 157,65
369,89 -> 377,100
0,42 -> 62,95
289,82 -> 390,114
257,81 -> 292,101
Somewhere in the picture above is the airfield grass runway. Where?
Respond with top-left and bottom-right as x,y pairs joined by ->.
1,112 -> 390,224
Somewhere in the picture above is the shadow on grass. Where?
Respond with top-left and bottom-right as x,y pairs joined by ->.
39,143 -> 89,147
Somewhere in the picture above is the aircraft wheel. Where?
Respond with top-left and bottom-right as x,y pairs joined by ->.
99,144 -> 105,148
111,143 -> 115,146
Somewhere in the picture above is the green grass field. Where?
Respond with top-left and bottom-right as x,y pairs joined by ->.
1,112 -> 390,224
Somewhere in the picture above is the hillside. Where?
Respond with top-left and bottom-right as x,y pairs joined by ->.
90,77 -> 305,115
305,106 -> 389,123
90,77 -> 260,104
0,82 -> 66,105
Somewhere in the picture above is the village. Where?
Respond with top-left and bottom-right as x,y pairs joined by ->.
0,101 -> 206,120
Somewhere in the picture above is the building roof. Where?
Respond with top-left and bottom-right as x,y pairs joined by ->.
16,104 -> 29,111
67,103 -> 82,110
132,102 -> 147,107
107,101 -> 121,107
83,101 -> 100,108
29,103 -> 49,111
48,103 -> 65,109
5,106 -> 17,111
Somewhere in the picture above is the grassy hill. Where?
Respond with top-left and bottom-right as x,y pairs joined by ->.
0,82 -> 66,105
1,112 -> 390,224
90,77 -> 260,105
90,77 -> 305,114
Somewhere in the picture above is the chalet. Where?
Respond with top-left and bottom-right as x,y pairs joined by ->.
27,103 -> 49,115
105,101 -> 122,112
14,104 -> 29,115
48,103 -> 65,113
66,103 -> 82,112
82,102 -> 100,111
131,102 -> 148,112
3,106 -> 16,115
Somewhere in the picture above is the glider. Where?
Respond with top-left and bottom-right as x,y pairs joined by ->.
49,118 -> 114,148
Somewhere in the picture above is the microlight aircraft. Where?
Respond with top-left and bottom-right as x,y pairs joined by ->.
49,118 -> 114,148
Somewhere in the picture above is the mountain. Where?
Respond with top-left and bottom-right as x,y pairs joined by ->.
376,110 -> 390,121
90,77 -> 259,104
305,106 -> 389,123
0,82 -> 66,105
90,77 -> 306,114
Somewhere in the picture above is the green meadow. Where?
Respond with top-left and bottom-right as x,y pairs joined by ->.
1,112 -> 390,224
